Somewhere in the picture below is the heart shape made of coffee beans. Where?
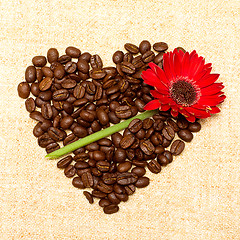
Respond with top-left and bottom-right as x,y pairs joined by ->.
18,41 -> 201,214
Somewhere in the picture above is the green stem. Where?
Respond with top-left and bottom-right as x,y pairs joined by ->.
45,110 -> 158,159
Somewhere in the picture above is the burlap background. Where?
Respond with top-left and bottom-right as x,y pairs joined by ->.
0,0 -> 239,239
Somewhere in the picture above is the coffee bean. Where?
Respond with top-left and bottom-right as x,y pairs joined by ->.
90,54 -> 103,69
111,133 -> 123,148
188,122 -> 201,132
83,191 -> 94,204
131,167 -> 146,177
82,172 -> 94,188
153,119 -> 164,131
96,108 -> 109,126
135,99 -> 145,112
121,61 -> 136,74
54,65 -> 65,79
147,160 -> 161,174
58,55 -> 72,64
124,43 -> 139,54
117,161 -> 132,173
79,52 -> 91,62
25,97 -> 36,113
177,116 -> 189,129
162,150 -> 173,163
154,52 -> 164,64
140,140 -> 155,155
135,177 -> 150,188
157,154 -> 169,166
155,146 -> 165,155
30,82 -> 40,97
64,165 -> 76,178
132,55 -> 144,68
153,42 -> 168,52
75,161 -> 89,169
120,134 -> 135,149
32,56 -> 47,67
128,119 -> 143,133
142,118 -> 153,129
65,46 -> 81,58
117,172 -> 138,185
57,156 -> 73,168
139,40 -> 151,54
170,140 -> 185,155
30,111 -> 45,122
46,142 -> 60,153
61,78 -> 77,89
178,129 -> 193,142
48,127 -> 66,141
162,125 -> 175,141
38,133 -> 55,148
166,118 -> 180,132
112,50 -> 124,64
73,125 -> 88,138
52,89 -> 69,101
103,204 -> 119,214
142,51 -> 155,63
150,133 -> 163,146
91,69 -> 106,79
115,105 -> 132,119
92,190 -> 107,199
97,181 -> 113,193
18,82 -> 30,99
25,66 -> 36,83
47,48 -> 59,63
96,161 -> 110,172
72,177 -> 85,189
124,184 -> 136,195
40,103 -> 52,120
77,59 -> 89,74
132,160 -> 147,168
99,199 -> 111,207
33,122 -> 44,137
108,192 -> 121,205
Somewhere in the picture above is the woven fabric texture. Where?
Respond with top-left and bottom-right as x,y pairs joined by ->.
0,0 -> 239,239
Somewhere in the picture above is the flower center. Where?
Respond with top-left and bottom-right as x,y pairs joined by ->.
170,80 -> 197,106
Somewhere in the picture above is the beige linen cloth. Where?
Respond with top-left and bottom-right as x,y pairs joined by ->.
0,0 -> 239,239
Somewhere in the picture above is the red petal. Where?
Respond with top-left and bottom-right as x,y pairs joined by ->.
194,68 -> 212,83
185,106 -> 211,118
209,106 -> 220,114
201,83 -> 225,96
159,104 -> 170,111
181,52 -> 190,77
197,74 -> 220,88
171,108 -> 179,117
198,94 -> 226,106
173,51 -> 182,76
185,115 -> 196,123
143,100 -> 161,110
163,53 -> 174,80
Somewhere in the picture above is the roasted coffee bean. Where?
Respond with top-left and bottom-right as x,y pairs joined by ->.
162,125 -> 175,141
40,119 -> 52,131
147,160 -> 161,174
153,119 -> 164,131
97,108 -> 109,126
74,152 -> 89,162
167,118 -> 180,132
82,172 -> 94,188
48,127 -> 66,141
99,199 -> 111,207
63,101 -> 74,115
96,161 -> 110,172
135,177 -> 150,188
131,167 -> 146,177
112,50 -> 124,64
30,111 -> 45,122
54,65 -> 65,79
79,110 -> 95,122
142,50 -> 155,63
73,125 -> 88,138
25,97 -> 36,113
92,190 -> 107,199
41,103 -> 53,119
46,142 -> 60,153
25,66 -> 36,83
64,165 -> 76,178
18,82 -> 30,99
76,59 -> 89,74
124,184 -> 136,195
74,98 -> 88,107
31,82 -> 40,97
103,204 -> 119,214
97,181 -> 113,193
92,151 -> 105,161
41,66 -> 53,78
52,89 -> 69,101
85,142 -> 99,151
153,42 -> 168,52
75,161 -> 89,169
135,99 -> 145,112
121,61 -> 136,74
63,133 -> 78,146
114,148 -> 127,163
115,105 -> 132,119
79,52 -> 91,62
128,119 -> 143,133
50,62 -> 61,72
177,116 -> 189,129
72,177 -> 85,189
157,154 -> 169,166
86,81 -> 96,95
120,134 -> 135,149
139,40 -> 151,54
73,85 -> 85,99
142,118 -> 153,129
170,139 -> 185,155
61,78 -> 77,89
57,156 -> 73,169
65,46 -> 81,58
108,192 -> 121,205
38,133 -> 55,148
58,55 -> 72,64
108,112 -> 120,124
162,138 -> 172,148
117,172 -> 138,185
106,85 -> 120,95
102,173 -> 117,185
150,133 -> 163,146
91,69 -> 106,79
117,161 -> 132,173
32,56 -> 47,67
135,129 -> 145,139
47,48 -> 59,63
178,129 -> 193,142
154,52 -> 164,64
162,150 -> 173,163
155,145 -> 165,154
98,138 -> 112,146
124,43 -> 139,54
33,122 -> 45,137
188,122 -> 201,132
140,140 -> 155,155
91,168 -> 102,177
132,55 -> 144,68
132,160 -> 147,168
38,91 -> 52,101
83,191 -> 94,204
90,54 -> 103,69
111,133 -> 123,148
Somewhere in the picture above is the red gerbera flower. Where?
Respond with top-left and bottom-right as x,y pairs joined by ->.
141,49 -> 226,122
